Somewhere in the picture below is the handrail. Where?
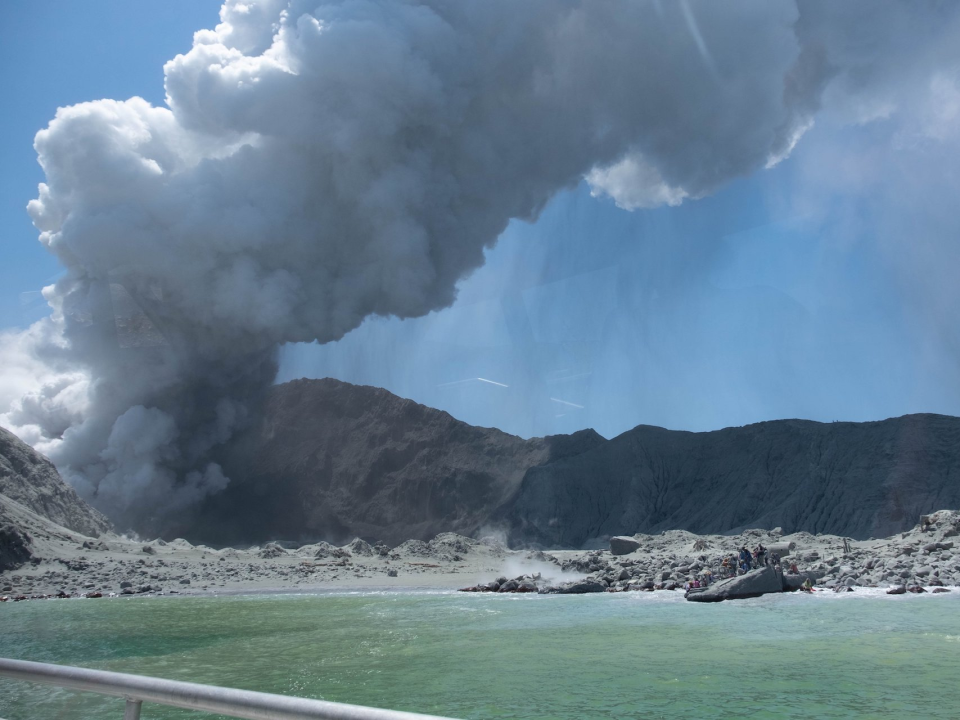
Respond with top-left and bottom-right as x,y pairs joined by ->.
0,658 -> 458,720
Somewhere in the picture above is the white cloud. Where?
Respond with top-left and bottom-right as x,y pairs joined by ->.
586,153 -> 688,210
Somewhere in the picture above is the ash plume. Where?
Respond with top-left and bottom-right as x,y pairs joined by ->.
1,0 -> 955,533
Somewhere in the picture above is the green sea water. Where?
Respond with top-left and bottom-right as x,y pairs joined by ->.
1,589 -> 959,720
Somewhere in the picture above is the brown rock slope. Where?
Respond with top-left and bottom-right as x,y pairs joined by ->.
0,427 -> 110,538
198,378 -> 603,545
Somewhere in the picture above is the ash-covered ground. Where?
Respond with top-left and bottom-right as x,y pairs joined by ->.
3,507 -> 957,601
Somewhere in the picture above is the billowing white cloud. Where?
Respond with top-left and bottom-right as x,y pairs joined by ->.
3,0 -> 957,532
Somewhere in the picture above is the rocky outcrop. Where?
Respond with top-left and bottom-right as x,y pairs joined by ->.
686,565 -> 828,602
685,565 -> 784,602
258,542 -> 287,559
0,427 -> 110,538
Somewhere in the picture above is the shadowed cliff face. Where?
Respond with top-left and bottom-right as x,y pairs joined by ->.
504,414 -> 960,547
189,379 -> 960,548
194,378 -> 604,546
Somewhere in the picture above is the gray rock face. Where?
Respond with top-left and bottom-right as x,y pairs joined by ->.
686,566 -> 783,602
610,536 -> 642,555
198,378 -> 604,545
0,427 -> 110,537
180,380 -> 960,547
505,413 -> 960,546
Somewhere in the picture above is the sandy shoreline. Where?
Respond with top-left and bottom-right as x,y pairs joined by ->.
2,508 -> 959,602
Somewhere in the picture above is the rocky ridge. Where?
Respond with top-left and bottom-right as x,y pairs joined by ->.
504,413 -> 960,546
5,379 -> 960,551
0,427 -> 110,538
196,380 -> 960,546
196,378 -> 603,546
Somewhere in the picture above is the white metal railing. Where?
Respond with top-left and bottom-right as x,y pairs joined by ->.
0,658 -> 458,720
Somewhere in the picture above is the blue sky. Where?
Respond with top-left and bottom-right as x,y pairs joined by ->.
0,1 -> 222,328
277,144 -> 950,437
3,1 -> 959,443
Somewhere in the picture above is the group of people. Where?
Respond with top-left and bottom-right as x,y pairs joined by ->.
715,543 -> 781,578
682,543 -> 800,590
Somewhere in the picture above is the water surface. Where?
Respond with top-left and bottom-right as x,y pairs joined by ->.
1,589 -> 958,719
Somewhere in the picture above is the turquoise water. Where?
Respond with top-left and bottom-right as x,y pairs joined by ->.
2,589 -> 959,719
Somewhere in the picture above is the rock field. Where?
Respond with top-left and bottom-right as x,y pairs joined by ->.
3,508 -> 958,601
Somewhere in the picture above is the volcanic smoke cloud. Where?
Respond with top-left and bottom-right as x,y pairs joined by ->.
1,0 -> 956,532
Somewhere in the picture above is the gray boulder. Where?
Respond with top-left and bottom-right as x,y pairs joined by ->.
312,541 -> 339,558
610,536 -> 641,555
346,538 -> 374,556
686,565 -> 783,602
258,542 -> 287,559
556,579 -> 607,594
0,524 -> 32,571
781,571 -> 820,591
766,541 -> 795,557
